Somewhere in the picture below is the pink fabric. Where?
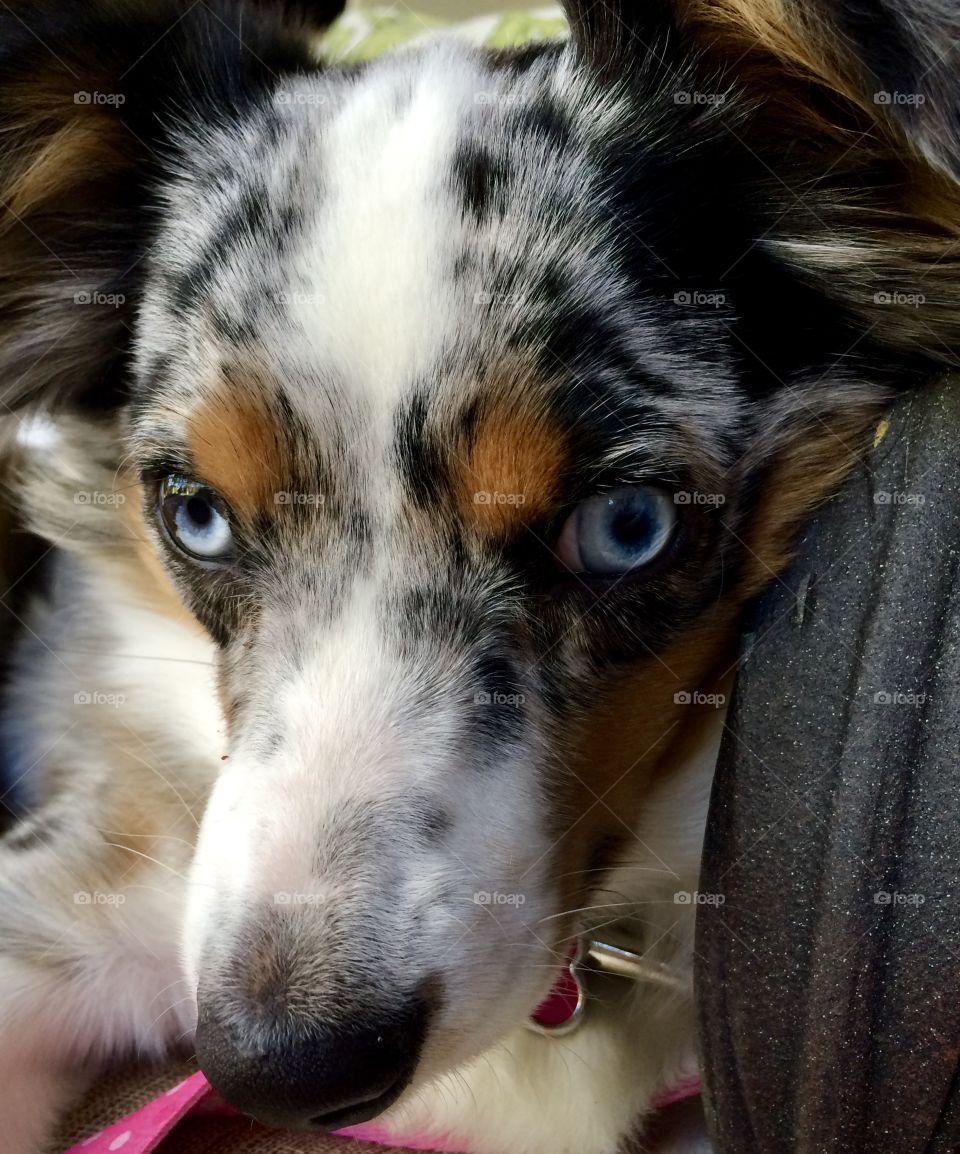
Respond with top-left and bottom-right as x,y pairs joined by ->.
63,1072 -> 461,1154
651,1076 -> 702,1111
338,1125 -> 465,1152
66,1072 -> 213,1153
64,1068 -> 700,1154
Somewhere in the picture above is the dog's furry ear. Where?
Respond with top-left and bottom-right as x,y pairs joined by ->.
667,0 -> 960,368
277,0 -> 347,23
562,0 -> 677,78
814,0 -> 960,184
668,0 -> 960,180
0,0 -> 343,416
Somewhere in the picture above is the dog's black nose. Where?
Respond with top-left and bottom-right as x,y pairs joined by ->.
195,994 -> 429,1130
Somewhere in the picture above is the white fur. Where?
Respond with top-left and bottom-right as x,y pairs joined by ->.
0,527 -> 721,1152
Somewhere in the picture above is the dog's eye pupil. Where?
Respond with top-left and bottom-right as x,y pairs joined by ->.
611,506 -> 654,550
158,475 -> 234,563
185,495 -> 213,529
555,486 -> 678,577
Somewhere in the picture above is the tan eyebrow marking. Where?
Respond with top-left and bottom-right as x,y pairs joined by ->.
187,379 -> 290,520
459,374 -> 568,538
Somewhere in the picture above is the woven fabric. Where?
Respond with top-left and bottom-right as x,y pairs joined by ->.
155,1119 -> 424,1154
50,1059 -> 196,1150
50,1063 -> 426,1154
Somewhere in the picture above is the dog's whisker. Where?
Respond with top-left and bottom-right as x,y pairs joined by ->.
97,844 -> 192,881
536,900 -> 657,925
103,740 -> 203,828
58,649 -> 216,668
553,864 -> 677,881
140,994 -> 196,1041
147,976 -> 191,1008
96,829 -> 195,848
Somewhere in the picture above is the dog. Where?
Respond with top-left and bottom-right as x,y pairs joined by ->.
1,1 -> 959,1152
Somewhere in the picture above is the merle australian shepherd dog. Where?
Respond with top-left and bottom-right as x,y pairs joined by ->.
0,1 -> 958,1152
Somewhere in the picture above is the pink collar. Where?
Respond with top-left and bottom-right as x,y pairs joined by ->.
65,939 -> 700,1154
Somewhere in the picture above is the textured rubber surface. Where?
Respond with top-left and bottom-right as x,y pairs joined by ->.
698,375 -> 960,1152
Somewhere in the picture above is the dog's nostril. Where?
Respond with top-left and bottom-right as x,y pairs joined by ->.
195,990 -> 430,1132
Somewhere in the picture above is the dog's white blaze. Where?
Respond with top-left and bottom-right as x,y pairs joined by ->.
184,564 -> 558,1063
287,55 -> 469,416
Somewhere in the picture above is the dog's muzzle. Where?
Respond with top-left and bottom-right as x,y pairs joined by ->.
195,985 -> 433,1131
194,934 -> 677,1131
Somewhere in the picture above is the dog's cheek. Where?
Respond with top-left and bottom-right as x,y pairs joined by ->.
551,606 -> 742,908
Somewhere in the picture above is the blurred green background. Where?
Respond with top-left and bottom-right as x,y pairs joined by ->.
356,0 -> 516,14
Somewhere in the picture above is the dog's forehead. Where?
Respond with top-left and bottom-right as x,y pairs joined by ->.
143,47 -> 610,386
134,42 -> 742,515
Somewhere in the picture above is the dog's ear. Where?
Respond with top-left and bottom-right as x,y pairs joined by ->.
667,0 -> 960,369
0,0 -> 343,416
642,0 -> 960,583
667,0 -> 960,179
812,0 -> 960,185
268,0 -> 347,24
562,0 -> 679,78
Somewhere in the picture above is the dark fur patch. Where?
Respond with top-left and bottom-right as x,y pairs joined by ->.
509,101 -> 574,153
1,815 -> 63,851
0,0 -> 336,415
470,649 -> 528,747
394,388 -> 448,510
451,143 -> 509,221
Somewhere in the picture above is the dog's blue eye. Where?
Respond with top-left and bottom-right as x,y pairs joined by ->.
556,486 -> 677,576
159,476 -> 233,562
